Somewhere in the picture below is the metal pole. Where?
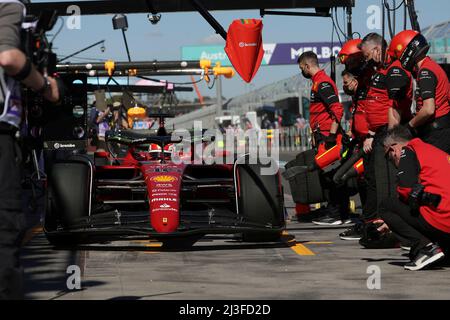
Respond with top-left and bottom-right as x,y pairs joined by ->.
260,9 -> 330,18
56,60 -> 204,72
216,75 -> 223,117
346,6 -> 352,39
189,0 -> 228,41
122,29 -> 132,62
58,40 -> 105,62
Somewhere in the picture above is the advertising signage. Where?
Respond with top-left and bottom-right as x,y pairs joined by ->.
181,42 -> 342,66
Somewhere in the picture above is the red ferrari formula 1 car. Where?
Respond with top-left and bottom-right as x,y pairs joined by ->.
43,115 -> 285,247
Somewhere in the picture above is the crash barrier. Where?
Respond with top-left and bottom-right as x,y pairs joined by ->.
277,126 -> 312,152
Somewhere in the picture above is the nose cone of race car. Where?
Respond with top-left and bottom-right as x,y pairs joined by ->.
144,169 -> 182,233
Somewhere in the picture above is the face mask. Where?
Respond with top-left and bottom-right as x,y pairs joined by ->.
366,59 -> 378,69
343,86 -> 355,96
301,70 -> 311,79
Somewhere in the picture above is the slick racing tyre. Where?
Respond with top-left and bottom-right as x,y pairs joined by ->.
236,158 -> 285,242
48,158 -> 92,228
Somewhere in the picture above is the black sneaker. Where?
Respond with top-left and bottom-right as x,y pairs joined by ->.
295,211 -> 318,223
404,244 -> 445,271
340,223 -> 364,240
295,206 -> 330,223
312,214 -> 345,226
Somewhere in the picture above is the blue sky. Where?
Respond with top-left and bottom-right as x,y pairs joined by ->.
37,0 -> 450,100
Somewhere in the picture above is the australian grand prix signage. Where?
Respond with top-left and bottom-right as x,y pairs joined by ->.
181,42 -> 342,66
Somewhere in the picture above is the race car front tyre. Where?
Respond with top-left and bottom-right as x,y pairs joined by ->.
237,163 -> 284,242
44,184 -> 58,233
48,161 -> 91,228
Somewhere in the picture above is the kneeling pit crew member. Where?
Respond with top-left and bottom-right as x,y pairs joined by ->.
378,125 -> 450,271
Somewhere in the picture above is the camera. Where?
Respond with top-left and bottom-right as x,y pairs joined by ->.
22,10 -> 59,74
147,13 -> 161,25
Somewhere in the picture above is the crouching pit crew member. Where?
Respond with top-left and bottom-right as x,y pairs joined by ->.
0,0 -> 60,299
377,125 -> 450,271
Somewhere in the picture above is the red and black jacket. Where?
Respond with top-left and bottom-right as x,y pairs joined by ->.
397,138 -> 450,233
365,59 -> 413,132
415,56 -> 450,121
350,85 -> 370,140
309,70 -> 344,136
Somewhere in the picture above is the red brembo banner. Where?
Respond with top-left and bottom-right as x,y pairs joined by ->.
224,19 -> 264,83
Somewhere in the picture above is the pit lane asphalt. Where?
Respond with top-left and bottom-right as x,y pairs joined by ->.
21,152 -> 450,300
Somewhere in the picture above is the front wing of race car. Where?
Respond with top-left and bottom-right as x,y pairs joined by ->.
44,154 -> 285,245
45,207 -> 284,242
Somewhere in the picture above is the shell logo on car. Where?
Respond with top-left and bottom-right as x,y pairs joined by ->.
150,175 -> 178,183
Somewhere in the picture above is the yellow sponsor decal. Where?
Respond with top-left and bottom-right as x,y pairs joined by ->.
150,175 -> 178,183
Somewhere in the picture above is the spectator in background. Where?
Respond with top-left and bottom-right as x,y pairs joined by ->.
111,101 -> 129,130
261,114 -> 273,130
295,114 -> 307,147
88,101 -> 99,148
243,117 -> 253,130
295,113 -> 306,130
277,114 -> 283,129
95,104 -> 113,150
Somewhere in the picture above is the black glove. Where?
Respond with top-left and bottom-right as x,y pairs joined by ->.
408,183 -> 442,211
405,123 -> 418,137
341,133 -> 351,148
408,183 -> 425,213
324,133 -> 337,150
